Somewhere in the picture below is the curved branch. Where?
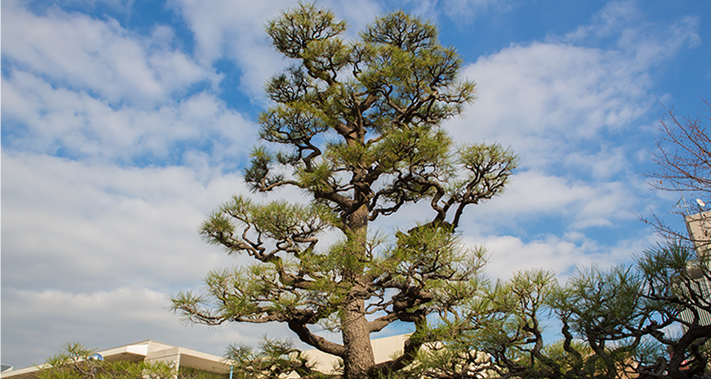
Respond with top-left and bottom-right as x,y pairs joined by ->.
288,321 -> 347,358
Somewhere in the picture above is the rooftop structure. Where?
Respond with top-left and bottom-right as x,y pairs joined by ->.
685,210 -> 711,261
1,340 -> 231,379
681,210 -> 711,328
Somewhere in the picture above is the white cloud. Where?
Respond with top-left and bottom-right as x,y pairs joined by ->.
438,4 -> 699,238
168,0 -> 301,100
2,1 -> 255,166
563,0 -> 701,57
476,234 -> 593,281
168,0 -> 383,100
474,231 -> 655,282
1,286 -> 290,369
563,0 -> 641,43
449,1 -> 699,172
1,152 -> 253,292
452,42 -> 654,156
564,146 -> 630,180
466,171 -> 637,230
2,71 -> 254,164
2,0 -> 218,108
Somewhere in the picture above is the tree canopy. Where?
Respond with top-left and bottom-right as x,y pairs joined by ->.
171,4 -> 515,379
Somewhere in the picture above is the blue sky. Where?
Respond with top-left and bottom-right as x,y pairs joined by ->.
2,0 -> 710,370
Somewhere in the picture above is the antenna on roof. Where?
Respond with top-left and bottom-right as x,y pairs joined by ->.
673,194 -> 692,216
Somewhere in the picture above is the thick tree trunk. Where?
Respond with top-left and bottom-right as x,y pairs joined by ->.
342,298 -> 376,379
341,202 -> 375,378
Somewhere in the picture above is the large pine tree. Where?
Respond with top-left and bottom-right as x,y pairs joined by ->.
171,5 -> 516,378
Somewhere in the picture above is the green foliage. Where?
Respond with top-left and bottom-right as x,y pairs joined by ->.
266,3 -> 347,61
395,246 -> 711,378
224,338 -> 319,379
552,265 -> 644,342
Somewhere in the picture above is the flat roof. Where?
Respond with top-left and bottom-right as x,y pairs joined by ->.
1,340 -> 230,378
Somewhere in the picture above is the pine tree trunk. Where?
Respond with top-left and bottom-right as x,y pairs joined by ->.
341,203 -> 375,378
342,298 -> 375,379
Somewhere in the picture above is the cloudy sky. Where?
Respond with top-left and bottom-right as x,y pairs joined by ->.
2,0 -> 710,370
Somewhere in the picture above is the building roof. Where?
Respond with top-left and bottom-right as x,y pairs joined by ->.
1,340 -> 231,379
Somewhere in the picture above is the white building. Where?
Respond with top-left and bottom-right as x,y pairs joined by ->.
1,335 -> 413,379
682,211 -> 711,328
0,340 -> 232,379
